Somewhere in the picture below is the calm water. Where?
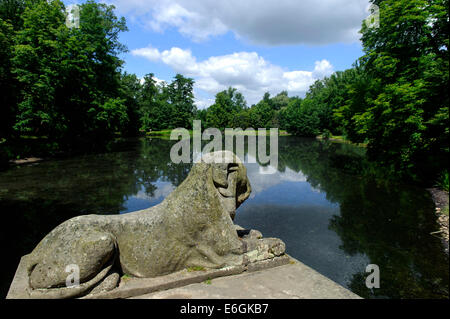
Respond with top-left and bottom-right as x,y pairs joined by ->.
0,137 -> 448,298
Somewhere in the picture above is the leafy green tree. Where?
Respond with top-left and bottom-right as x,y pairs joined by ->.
0,0 -> 26,30
231,109 -> 251,129
155,82 -> 174,129
119,72 -> 142,136
168,74 -> 195,129
205,87 -> 247,129
195,108 -> 208,125
0,17 -> 16,140
249,100 -> 275,129
139,73 -> 160,131
270,91 -> 290,111
281,98 -> 320,137
357,0 -> 449,180
10,0 -> 128,147
329,66 -> 376,142
11,0 -> 67,138
88,97 -> 128,136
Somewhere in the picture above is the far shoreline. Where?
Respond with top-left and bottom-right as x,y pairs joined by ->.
427,188 -> 449,255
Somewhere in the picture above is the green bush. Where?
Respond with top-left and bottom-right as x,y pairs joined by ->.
436,171 -> 449,192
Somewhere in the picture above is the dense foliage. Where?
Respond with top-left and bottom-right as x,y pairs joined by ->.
1,0 -> 448,185
0,0 -> 196,162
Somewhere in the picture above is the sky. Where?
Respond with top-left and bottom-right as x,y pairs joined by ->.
65,0 -> 371,108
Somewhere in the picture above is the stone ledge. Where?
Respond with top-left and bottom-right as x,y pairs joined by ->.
83,255 -> 291,299
6,254 -> 291,299
6,254 -> 30,299
132,258 -> 361,299
83,265 -> 246,299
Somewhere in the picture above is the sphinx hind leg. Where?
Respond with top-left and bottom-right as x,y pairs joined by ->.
29,230 -> 117,291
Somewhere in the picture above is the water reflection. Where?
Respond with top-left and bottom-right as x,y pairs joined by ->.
0,137 -> 447,298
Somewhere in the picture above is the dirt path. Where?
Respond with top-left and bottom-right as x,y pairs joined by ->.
427,188 -> 449,255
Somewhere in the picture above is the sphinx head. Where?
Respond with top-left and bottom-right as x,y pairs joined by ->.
201,151 -> 252,220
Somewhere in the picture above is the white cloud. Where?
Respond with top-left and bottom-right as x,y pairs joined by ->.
110,0 -> 370,45
132,47 -> 161,62
312,60 -> 334,78
139,75 -> 166,86
132,46 -> 334,107
194,97 -> 215,110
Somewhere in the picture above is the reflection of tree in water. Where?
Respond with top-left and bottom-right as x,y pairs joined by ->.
328,184 -> 449,299
276,137 -> 449,299
0,137 -> 448,298
137,138 -> 192,189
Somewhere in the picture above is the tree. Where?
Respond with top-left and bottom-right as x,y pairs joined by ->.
119,72 -> 142,136
0,0 -> 26,30
270,91 -> 290,111
281,98 -> 320,137
11,0 -> 67,138
168,74 -> 195,129
10,0 -> 129,147
249,100 -> 275,129
356,0 -> 449,180
139,73 -> 160,131
0,15 -> 16,139
205,87 -> 247,129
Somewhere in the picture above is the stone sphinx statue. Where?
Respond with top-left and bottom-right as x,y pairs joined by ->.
24,151 -> 285,298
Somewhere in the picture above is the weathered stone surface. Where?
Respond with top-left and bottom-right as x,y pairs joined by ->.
87,272 -> 120,295
242,237 -> 286,261
246,255 -> 291,272
237,228 -> 263,239
21,151 -> 261,298
131,258 -> 362,299
83,265 -> 247,299
8,254 -> 360,299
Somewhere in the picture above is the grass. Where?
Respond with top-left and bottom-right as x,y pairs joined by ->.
146,129 -> 179,136
436,171 -> 449,192
316,134 -> 368,147
187,266 -> 206,272
204,278 -> 212,285
146,129 -> 192,140
146,128 -> 291,137
121,274 -> 132,282
224,129 -> 290,136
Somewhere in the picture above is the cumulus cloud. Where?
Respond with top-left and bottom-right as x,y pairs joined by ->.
243,155 -> 308,196
138,75 -> 166,86
132,46 -> 334,107
110,0 -> 369,45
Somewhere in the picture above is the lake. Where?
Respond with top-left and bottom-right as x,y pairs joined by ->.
0,136 -> 448,298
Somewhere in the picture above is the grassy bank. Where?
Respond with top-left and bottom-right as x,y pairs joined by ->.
316,134 -> 368,148
146,129 -> 291,138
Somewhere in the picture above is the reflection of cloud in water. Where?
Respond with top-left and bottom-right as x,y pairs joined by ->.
235,204 -> 370,289
234,159 -> 368,288
134,182 -> 175,200
122,180 -> 175,213
246,163 -> 308,198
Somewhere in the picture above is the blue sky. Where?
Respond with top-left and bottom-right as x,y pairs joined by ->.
65,0 -> 371,108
